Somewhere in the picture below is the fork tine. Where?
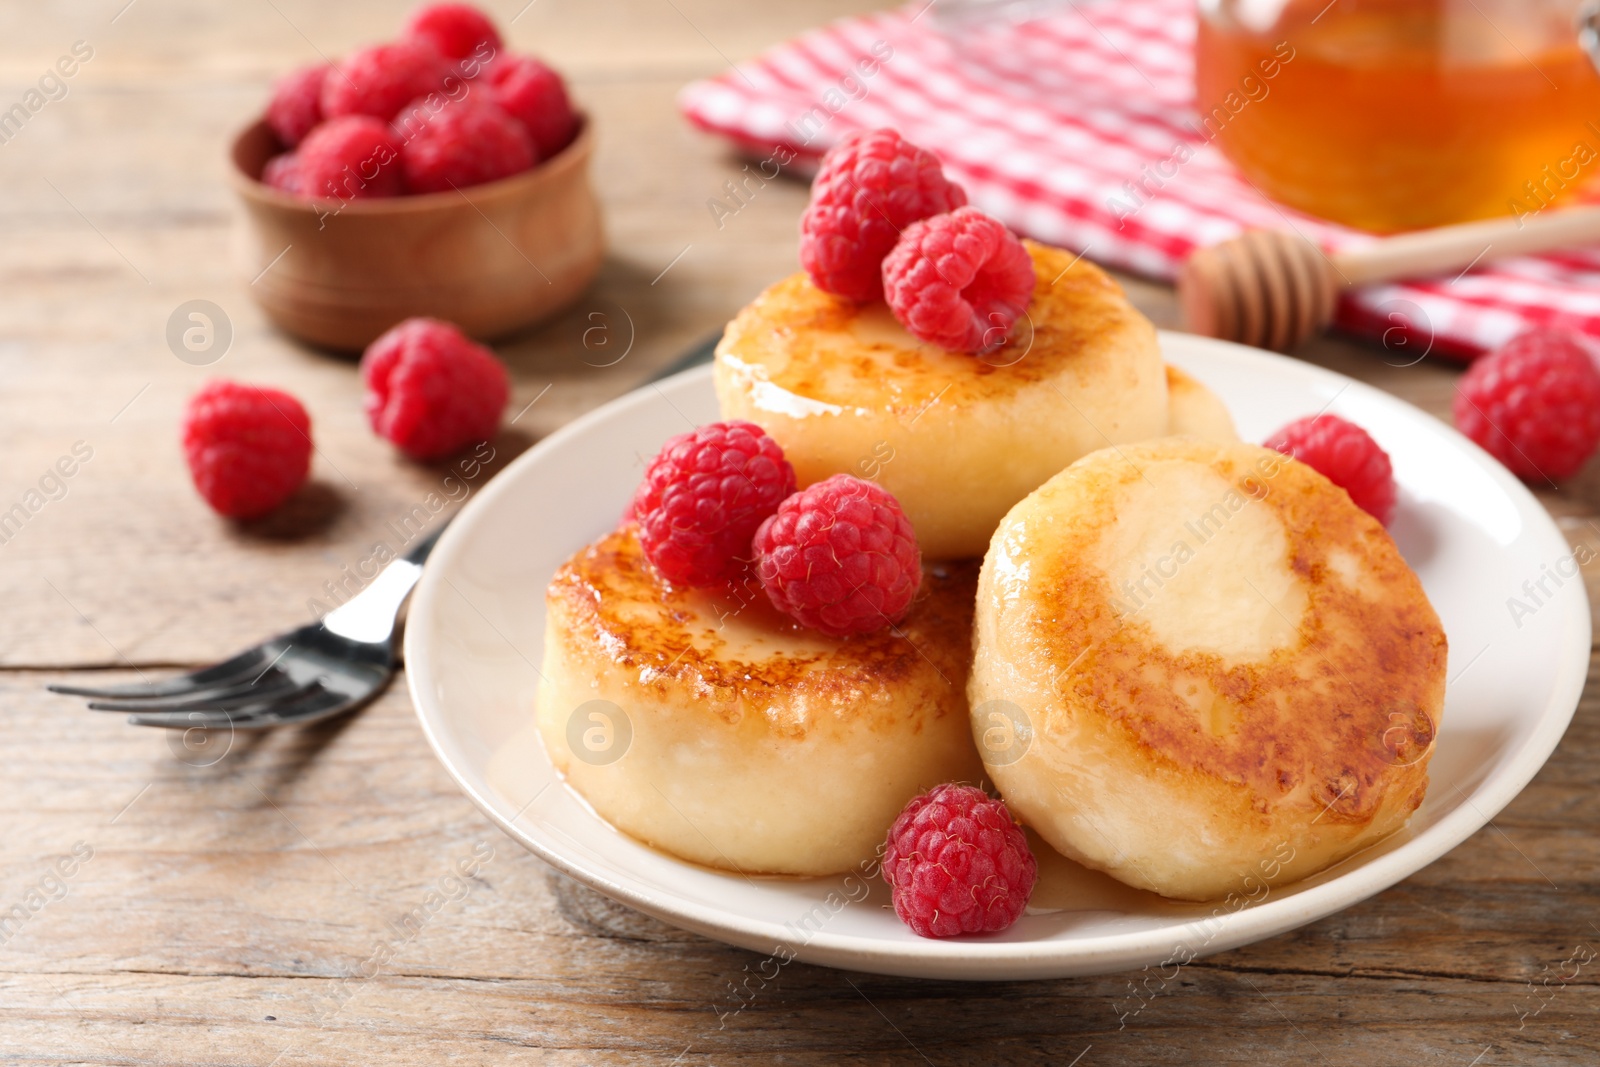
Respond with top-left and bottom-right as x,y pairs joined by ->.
233,689 -> 354,729
126,710 -> 246,730
48,647 -> 274,700
127,683 -> 345,731
83,671 -> 303,712
124,680 -> 325,724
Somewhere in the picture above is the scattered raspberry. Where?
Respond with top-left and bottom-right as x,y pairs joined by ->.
321,41 -> 446,122
297,116 -> 403,199
631,421 -> 797,587
261,153 -> 304,195
485,54 -> 578,159
1453,328 -> 1600,482
182,381 -> 313,520
1265,414 -> 1398,525
799,128 -> 967,302
883,783 -> 1036,939
753,474 -> 920,637
402,3 -> 502,60
881,207 -> 1036,354
393,96 -> 534,193
361,318 -> 509,460
266,63 -> 329,148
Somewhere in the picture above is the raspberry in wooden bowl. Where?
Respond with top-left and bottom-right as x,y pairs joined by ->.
230,113 -> 601,351
229,22 -> 603,355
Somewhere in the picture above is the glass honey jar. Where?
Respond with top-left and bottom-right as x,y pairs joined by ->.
1195,0 -> 1600,231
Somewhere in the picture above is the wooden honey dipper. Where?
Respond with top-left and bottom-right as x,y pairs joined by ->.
1178,205 -> 1600,352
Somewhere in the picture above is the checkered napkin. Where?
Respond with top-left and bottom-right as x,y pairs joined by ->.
678,0 -> 1600,360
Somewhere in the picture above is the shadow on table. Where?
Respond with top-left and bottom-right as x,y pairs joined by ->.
233,479 -> 347,542
159,697 -> 362,796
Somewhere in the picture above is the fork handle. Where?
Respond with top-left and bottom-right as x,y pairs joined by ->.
321,559 -> 424,644
322,519 -> 451,644
404,519 -> 450,565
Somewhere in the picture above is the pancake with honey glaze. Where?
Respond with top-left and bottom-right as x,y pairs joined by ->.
538,526 -> 983,876
1164,365 -> 1238,442
715,241 -> 1167,559
970,438 -> 1447,901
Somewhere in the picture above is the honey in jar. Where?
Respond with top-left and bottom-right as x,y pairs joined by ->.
1196,0 -> 1600,231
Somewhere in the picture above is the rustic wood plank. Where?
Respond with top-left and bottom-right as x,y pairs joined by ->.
4,672 -> 1600,1062
5,0 -> 1600,1061
0,66 -> 823,668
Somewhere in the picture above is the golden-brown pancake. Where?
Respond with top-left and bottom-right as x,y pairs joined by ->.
715,241 -> 1167,559
1164,365 -> 1238,442
970,438 -> 1446,900
538,526 -> 983,876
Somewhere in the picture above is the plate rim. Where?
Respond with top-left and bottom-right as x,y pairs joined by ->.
405,331 -> 1590,979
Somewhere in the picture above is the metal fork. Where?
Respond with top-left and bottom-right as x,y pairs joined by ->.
49,334 -> 720,731
49,525 -> 446,730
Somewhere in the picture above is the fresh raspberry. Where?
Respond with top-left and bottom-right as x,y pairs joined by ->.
883,784 -> 1036,939
881,207 -> 1036,355
402,3 -> 502,60
393,96 -> 533,193
261,153 -> 304,195
799,128 -> 967,302
182,381 -> 313,520
297,116 -> 403,199
321,41 -> 447,122
266,63 -> 329,148
631,421 -> 796,587
753,474 -> 920,637
1264,414 -> 1398,525
361,318 -> 509,460
485,55 -> 578,159
1453,328 -> 1600,482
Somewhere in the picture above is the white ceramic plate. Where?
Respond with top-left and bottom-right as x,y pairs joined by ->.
405,332 -> 1589,981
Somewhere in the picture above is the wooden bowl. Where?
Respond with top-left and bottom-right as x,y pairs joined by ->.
229,117 -> 604,351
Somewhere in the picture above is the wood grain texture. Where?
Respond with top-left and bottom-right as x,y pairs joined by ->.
3,1 -> 1599,1063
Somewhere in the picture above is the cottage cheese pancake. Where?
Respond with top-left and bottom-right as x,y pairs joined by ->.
538,526 -> 983,876
1164,365 -> 1238,442
715,241 -> 1167,559
970,438 -> 1447,900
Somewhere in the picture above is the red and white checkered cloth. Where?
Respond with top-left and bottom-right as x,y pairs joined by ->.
679,0 -> 1600,360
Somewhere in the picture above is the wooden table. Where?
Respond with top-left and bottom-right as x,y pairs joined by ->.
3,1 -> 1596,1062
